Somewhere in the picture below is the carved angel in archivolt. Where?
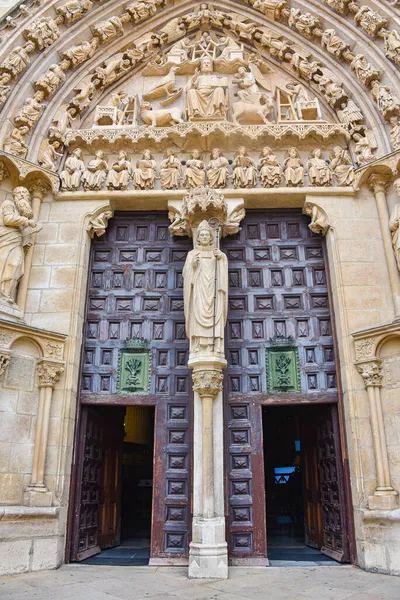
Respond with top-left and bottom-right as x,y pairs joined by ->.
353,131 -> 377,166
38,139 -> 63,172
14,91 -> 45,129
383,30 -> 400,66
56,0 -> 93,25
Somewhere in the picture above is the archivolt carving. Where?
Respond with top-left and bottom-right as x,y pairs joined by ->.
0,0 -> 399,164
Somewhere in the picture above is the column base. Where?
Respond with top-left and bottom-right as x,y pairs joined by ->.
23,487 -> 52,507
368,489 -> 399,510
188,517 -> 228,579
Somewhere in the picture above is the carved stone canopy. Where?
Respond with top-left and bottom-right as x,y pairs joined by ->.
168,187 -> 245,238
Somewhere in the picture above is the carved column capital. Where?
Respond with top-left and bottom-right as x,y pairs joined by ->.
192,369 -> 223,399
36,360 -> 64,388
28,178 -> 48,200
356,359 -> 383,388
368,174 -> 391,195
0,350 -> 11,377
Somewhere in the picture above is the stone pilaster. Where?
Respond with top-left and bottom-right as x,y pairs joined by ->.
24,358 -> 64,507
356,358 -> 399,510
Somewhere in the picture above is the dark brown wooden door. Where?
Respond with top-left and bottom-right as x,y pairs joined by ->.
317,405 -> 349,562
98,408 -> 125,549
77,212 -> 192,560
71,406 -> 104,561
222,210 -> 338,562
302,418 -> 323,549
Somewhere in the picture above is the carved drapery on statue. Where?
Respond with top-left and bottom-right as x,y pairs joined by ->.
0,186 -> 42,306
183,221 -> 228,357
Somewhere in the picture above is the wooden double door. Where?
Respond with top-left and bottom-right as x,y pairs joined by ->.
69,209 -> 352,564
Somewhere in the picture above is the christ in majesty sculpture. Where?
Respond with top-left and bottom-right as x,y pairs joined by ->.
183,220 -> 228,357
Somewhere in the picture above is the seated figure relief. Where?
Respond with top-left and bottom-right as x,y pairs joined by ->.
186,57 -> 228,121
57,145 -> 356,192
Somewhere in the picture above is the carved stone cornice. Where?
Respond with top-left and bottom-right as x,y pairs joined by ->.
356,359 -> 383,388
192,369 -> 224,399
36,360 -> 64,388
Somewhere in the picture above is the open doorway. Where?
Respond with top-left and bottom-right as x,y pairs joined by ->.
263,404 -> 349,566
71,405 -> 155,566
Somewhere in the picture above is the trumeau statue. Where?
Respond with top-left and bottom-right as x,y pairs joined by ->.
185,150 -> 206,189
60,148 -> 85,191
133,150 -> 157,189
207,149 -> 229,189
82,151 -> 108,191
160,149 -> 181,189
307,149 -> 332,187
186,57 -> 228,120
330,147 -> 355,186
183,220 -> 228,358
232,147 -> 257,188
258,147 -> 282,187
107,151 -> 132,190
284,148 -> 304,187
0,187 -> 41,304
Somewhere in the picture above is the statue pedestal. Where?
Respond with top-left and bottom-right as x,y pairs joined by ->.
369,489 -> 399,511
189,517 -> 228,579
0,299 -> 24,322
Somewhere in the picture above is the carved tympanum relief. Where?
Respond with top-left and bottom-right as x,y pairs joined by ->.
59,145 -> 355,192
6,0 -> 396,164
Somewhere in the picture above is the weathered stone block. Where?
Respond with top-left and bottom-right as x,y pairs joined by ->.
0,539 -> 31,575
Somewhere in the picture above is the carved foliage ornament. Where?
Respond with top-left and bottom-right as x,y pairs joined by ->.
36,361 -> 65,388
356,360 -> 383,388
192,369 -> 224,398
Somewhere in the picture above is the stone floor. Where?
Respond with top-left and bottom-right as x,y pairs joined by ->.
0,565 -> 400,600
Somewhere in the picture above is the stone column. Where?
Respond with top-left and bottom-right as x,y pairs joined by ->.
368,174 -> 400,319
188,357 -> 228,579
356,359 -> 399,510
24,358 -> 64,507
17,179 -> 47,313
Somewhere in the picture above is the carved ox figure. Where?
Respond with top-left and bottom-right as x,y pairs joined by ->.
232,94 -> 273,125
140,100 -> 183,127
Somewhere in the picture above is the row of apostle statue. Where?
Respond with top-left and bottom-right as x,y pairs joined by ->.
60,145 -> 355,191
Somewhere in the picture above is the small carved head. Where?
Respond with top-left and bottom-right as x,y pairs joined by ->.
286,147 -> 299,158
118,150 -> 127,160
12,186 -> 33,217
200,56 -> 213,74
196,220 -> 214,248
143,149 -> 152,159
237,146 -> 247,156
211,148 -> 221,158
95,150 -> 104,159
191,149 -> 201,159
310,148 -> 322,158
73,148 -> 82,158
261,146 -> 271,157
166,149 -> 175,157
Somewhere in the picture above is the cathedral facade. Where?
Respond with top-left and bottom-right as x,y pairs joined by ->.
1,0 -> 400,579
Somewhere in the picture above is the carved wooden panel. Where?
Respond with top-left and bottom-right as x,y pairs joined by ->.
222,209 -> 336,561
80,212 -> 192,559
